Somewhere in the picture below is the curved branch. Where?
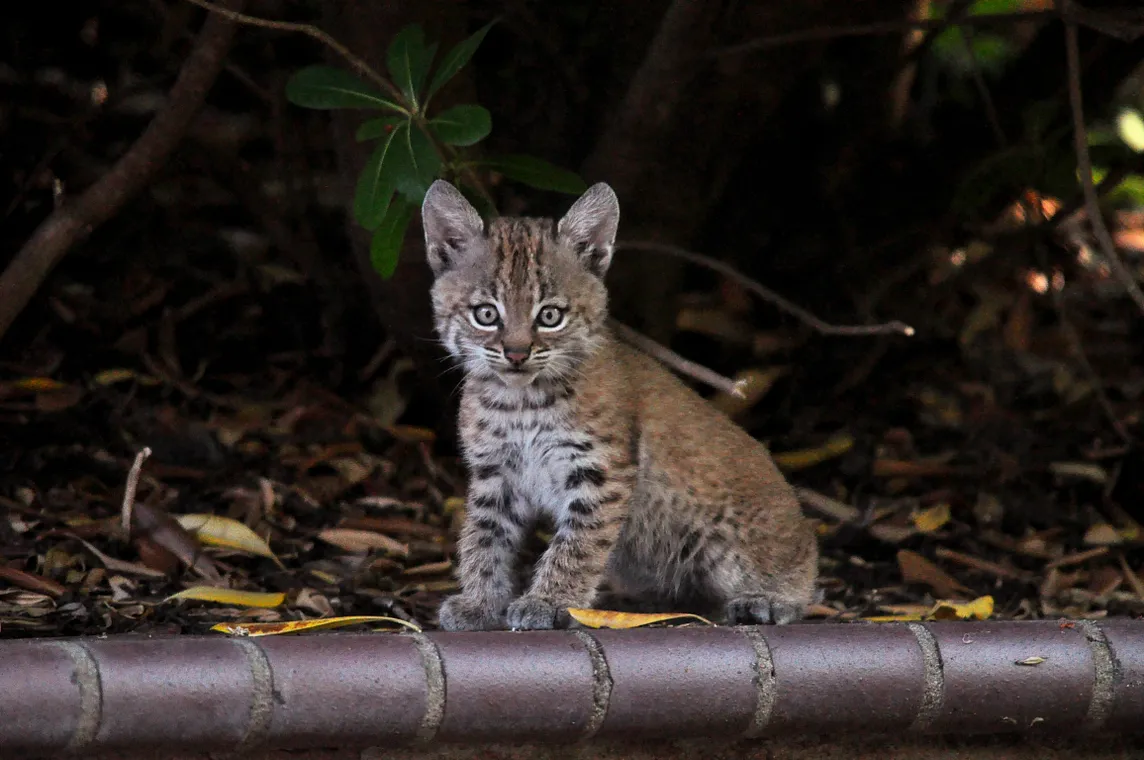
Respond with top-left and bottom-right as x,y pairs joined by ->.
0,0 -> 246,344
618,241 -> 915,337
182,0 -> 405,103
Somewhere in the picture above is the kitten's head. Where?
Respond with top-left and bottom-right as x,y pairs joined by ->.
422,180 -> 619,388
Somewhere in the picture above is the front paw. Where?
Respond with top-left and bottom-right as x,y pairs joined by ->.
437,594 -> 506,631
725,595 -> 804,625
506,595 -> 570,630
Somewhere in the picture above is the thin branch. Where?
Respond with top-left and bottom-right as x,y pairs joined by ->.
709,10 -> 1056,58
609,319 -> 745,398
182,0 -> 406,105
120,447 -> 153,536
0,0 -> 246,344
957,25 -> 1008,148
711,6 -> 1144,58
1063,4 -> 1144,315
186,0 -> 494,210
618,241 -> 915,337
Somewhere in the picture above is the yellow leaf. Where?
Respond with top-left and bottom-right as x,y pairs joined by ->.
11,377 -> 67,392
1015,655 -> 1046,666
167,587 -> 286,608
210,615 -> 420,636
567,608 -> 714,629
912,503 -> 951,533
773,432 -> 854,472
864,614 -> 925,622
710,366 -> 788,416
175,514 -> 284,569
864,596 -> 993,623
92,369 -> 138,386
443,497 -> 465,514
927,595 -> 993,621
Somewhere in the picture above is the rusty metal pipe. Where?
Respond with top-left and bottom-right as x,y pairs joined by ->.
2,620 -> 1141,756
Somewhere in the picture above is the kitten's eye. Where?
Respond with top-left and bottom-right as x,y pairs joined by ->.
470,304 -> 500,328
536,305 -> 566,330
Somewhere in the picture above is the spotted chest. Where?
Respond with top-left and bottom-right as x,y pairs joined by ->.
461,380 -> 601,522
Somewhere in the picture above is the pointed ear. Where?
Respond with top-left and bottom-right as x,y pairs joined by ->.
422,180 -> 484,276
557,182 -> 619,277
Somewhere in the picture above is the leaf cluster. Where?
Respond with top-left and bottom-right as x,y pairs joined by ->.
285,23 -> 586,278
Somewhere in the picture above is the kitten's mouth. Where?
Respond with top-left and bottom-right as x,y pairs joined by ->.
498,368 -> 539,387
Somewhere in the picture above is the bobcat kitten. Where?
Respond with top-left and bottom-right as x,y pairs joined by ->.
423,180 -> 817,631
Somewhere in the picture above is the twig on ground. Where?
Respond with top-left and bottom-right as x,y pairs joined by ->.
618,241 -> 915,337
0,0 -> 245,344
609,319 -> 745,398
1063,3 -> 1144,316
795,487 -> 861,523
934,546 -> 1032,581
182,0 -> 404,104
1046,546 -> 1109,569
120,447 -> 153,536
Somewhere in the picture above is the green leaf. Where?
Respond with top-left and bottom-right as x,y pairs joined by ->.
429,104 -> 492,146
387,25 -> 434,109
1117,109 -> 1144,153
478,155 -> 587,195
370,199 -> 414,279
354,123 -> 407,229
394,125 -> 442,202
356,115 -> 406,142
425,21 -> 496,104
285,65 -> 404,112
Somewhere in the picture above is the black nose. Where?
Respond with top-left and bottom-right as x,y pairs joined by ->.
503,345 -> 531,366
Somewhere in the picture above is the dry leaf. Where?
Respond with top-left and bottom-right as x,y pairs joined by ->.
1084,523 -> 1123,546
210,615 -> 421,636
175,513 -> 283,567
773,432 -> 854,471
167,587 -> 286,608
317,528 -> 409,556
69,535 -> 168,578
9,377 -> 68,392
132,503 -> 220,581
872,459 -> 960,478
93,368 -> 139,386
928,595 -> 994,620
1049,462 -> 1108,484
402,560 -> 452,576
0,565 -> 66,597
384,425 -> 436,443
1016,656 -> 1046,666
865,595 -> 993,623
913,503 -> 952,533
566,608 -> 714,629
897,549 -> 971,597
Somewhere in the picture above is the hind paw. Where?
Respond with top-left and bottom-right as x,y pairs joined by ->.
725,595 -> 804,625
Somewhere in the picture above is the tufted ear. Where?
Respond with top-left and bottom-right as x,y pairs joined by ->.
557,183 -> 619,277
422,180 -> 484,277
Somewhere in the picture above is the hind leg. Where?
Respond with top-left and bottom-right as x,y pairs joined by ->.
705,517 -> 818,625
